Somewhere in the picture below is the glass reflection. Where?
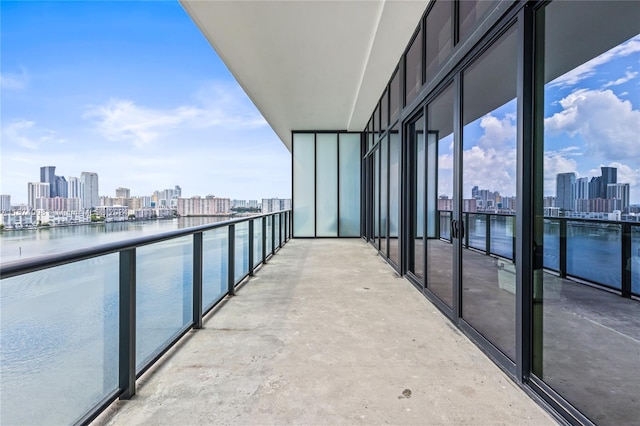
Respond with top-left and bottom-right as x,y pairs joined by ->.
389,127 -> 400,266
534,2 -> 640,424
411,116 -> 425,279
428,83 -> 454,308
461,25 -> 517,360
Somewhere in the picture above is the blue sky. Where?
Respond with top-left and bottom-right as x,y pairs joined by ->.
1,1 -> 291,204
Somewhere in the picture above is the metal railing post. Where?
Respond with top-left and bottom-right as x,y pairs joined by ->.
119,248 -> 136,399
279,213 -> 283,248
248,220 -> 255,276
622,223 -> 632,298
262,216 -> 267,264
559,219 -> 567,278
485,214 -> 491,255
228,224 -> 235,296
193,233 -> 203,329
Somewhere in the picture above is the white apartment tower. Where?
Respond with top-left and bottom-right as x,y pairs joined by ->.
81,172 -> 99,209
28,182 -> 50,209
0,195 -> 11,212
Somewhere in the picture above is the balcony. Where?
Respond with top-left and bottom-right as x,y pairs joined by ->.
2,211 -> 638,424
94,238 -> 553,425
2,212 -> 554,425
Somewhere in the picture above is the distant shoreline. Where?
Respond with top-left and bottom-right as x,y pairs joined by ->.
0,215 -> 237,233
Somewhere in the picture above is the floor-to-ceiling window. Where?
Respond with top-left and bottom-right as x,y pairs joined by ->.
532,2 -> 640,424
427,83 -> 454,309
361,1 -> 639,423
461,25 -> 518,362
408,114 -> 425,280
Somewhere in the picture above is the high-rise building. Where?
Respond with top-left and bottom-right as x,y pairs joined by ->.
607,183 -> 630,213
556,172 -> 575,211
80,172 -> 99,209
261,198 -> 292,214
55,176 -> 68,198
600,166 -> 617,198
40,166 -> 56,197
572,177 -> 589,212
67,176 -> 84,201
0,195 -> 11,212
116,187 -> 131,198
588,176 -> 601,199
178,196 -> 230,216
28,182 -> 50,209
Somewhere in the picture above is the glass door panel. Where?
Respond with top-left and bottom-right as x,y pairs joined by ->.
409,115 -> 425,280
380,136 -> 388,256
533,2 -> 640,424
461,25 -> 518,361
389,127 -> 400,266
427,84 -> 454,308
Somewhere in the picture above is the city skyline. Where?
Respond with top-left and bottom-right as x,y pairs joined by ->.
2,164 -> 289,211
1,1 -> 291,205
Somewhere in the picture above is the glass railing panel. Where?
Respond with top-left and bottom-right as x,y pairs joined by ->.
490,215 -> 514,260
467,214 -> 486,251
566,221 -> 621,289
1,254 -> 119,425
274,214 -> 280,247
253,218 -> 262,268
234,222 -> 249,284
543,219 -> 560,272
439,211 -> 451,240
632,225 -> 640,296
136,236 -> 193,371
266,216 -> 273,255
202,228 -> 228,310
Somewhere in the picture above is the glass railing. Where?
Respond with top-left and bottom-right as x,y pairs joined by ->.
0,210 -> 291,425
436,210 -> 639,298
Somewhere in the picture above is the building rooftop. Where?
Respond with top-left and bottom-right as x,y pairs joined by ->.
94,239 -> 554,425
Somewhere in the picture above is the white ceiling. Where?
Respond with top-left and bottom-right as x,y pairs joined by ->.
180,0 -> 430,151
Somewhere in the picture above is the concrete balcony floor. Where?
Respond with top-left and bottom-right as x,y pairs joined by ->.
95,239 -> 555,425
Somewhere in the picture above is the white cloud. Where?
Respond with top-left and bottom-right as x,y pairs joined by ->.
478,113 -> 516,149
602,70 -> 638,88
83,83 -> 267,148
0,69 -> 28,90
544,89 -> 640,161
1,120 -> 65,150
549,35 -> 640,88
457,146 -> 517,198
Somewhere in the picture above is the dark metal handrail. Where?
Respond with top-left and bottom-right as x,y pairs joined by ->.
0,211 -> 289,279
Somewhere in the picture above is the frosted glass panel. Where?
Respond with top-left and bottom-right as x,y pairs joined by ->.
316,133 -> 338,236
339,134 -> 361,236
293,133 -> 315,237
